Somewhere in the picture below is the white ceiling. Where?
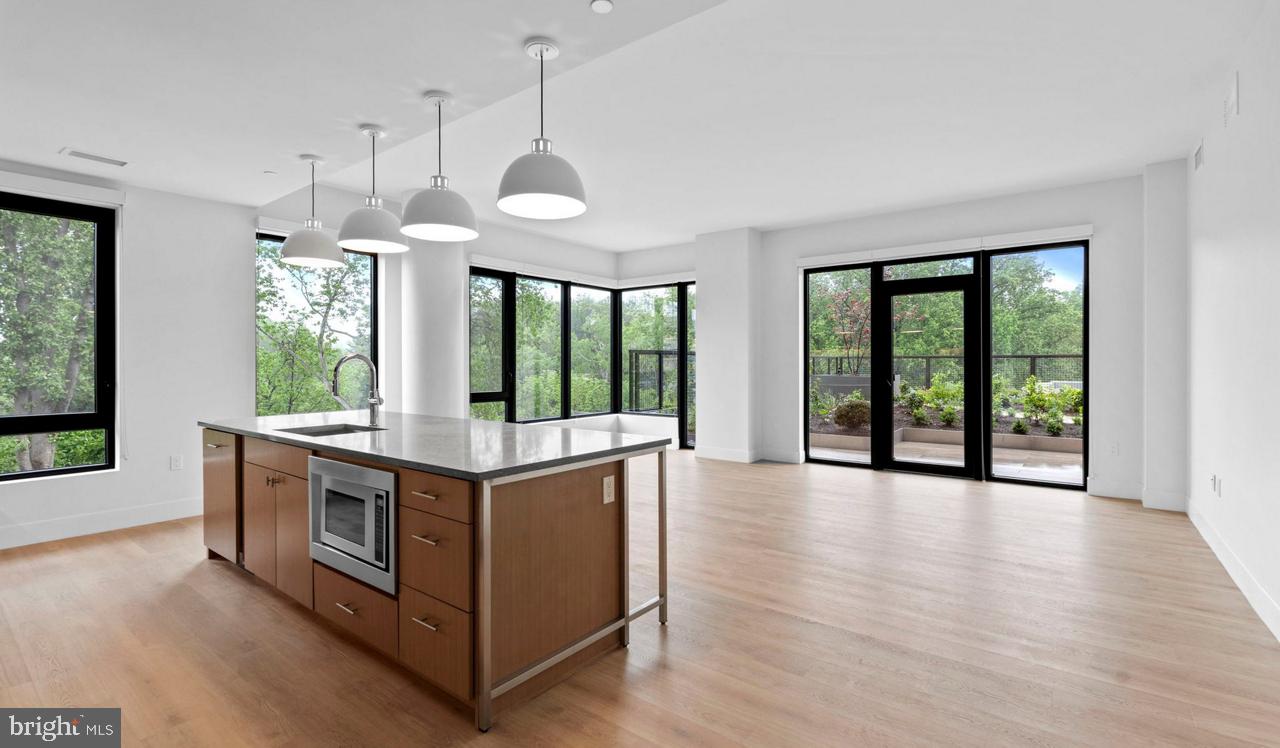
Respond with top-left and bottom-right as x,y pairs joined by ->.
0,0 -> 723,207
1,0 -> 1266,252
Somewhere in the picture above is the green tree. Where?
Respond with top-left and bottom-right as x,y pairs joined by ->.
255,239 -> 372,416
0,209 -> 104,471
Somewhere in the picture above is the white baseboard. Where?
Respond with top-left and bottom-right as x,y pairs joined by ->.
1142,489 -> 1187,512
0,496 -> 202,550
694,445 -> 755,463
1085,476 -> 1141,500
1190,508 -> 1280,643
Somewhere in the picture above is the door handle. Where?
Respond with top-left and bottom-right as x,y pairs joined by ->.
411,617 -> 439,632
410,534 -> 441,547
410,490 -> 439,502
335,602 -> 357,616
205,443 -> 225,449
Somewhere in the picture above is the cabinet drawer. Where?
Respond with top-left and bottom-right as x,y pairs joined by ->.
399,585 -> 472,700
399,468 -> 472,524
201,429 -> 239,562
399,507 -> 473,611
244,437 -> 311,480
313,563 -> 397,657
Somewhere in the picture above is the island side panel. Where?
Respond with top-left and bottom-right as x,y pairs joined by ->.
489,460 -> 625,680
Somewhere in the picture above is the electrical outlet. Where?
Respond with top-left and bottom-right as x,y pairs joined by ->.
169,455 -> 183,471
602,475 -> 615,504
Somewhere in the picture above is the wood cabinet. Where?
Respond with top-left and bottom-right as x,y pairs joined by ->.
242,438 -> 313,608
242,463 -> 277,585
201,429 -> 240,562
398,506 -> 473,612
274,473 -> 312,609
398,584 -> 472,699
400,467 -> 473,524
314,563 -> 398,657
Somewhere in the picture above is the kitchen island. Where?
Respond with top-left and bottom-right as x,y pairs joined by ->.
197,410 -> 669,732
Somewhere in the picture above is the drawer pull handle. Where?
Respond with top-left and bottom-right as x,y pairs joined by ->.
410,490 -> 439,502
205,443 -> 225,449
335,602 -> 358,616
412,617 -> 440,632
410,534 -> 440,547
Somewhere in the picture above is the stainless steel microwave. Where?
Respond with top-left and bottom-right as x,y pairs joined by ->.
309,456 -> 397,594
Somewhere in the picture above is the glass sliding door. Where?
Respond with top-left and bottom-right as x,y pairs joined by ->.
805,266 -> 873,464
887,290 -> 968,468
873,262 -> 981,478
987,244 -> 1087,486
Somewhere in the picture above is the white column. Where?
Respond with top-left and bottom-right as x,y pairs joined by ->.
399,239 -> 469,418
693,228 -> 763,462
1142,159 -> 1189,511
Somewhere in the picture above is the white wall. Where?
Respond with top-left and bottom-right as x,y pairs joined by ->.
618,242 -> 695,285
1142,160 -> 1189,511
756,177 -> 1149,498
694,228 -> 763,462
0,166 -> 255,548
1186,2 -> 1280,639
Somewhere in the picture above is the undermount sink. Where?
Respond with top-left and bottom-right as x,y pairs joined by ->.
277,423 -> 386,437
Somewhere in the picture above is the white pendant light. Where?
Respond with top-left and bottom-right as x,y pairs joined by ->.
497,38 -> 587,220
281,155 -> 345,269
400,91 -> 479,242
339,125 -> 409,253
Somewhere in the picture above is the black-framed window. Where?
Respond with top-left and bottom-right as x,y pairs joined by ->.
467,267 -> 695,446
0,191 -> 116,481
803,241 -> 1088,489
254,233 -> 378,416
569,285 -> 614,416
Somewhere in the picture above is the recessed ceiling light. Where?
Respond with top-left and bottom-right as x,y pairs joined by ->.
590,0 -> 613,13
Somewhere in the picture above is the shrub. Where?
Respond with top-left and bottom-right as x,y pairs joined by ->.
811,389 -> 838,420
1045,412 -> 1064,437
901,388 -> 925,411
925,372 -> 964,408
911,407 -> 930,426
1023,375 -> 1051,421
833,398 -> 871,430
1058,387 -> 1084,413
1012,418 -> 1029,435
939,405 -> 959,426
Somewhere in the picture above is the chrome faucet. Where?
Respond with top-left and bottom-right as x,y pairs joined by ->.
331,353 -> 383,427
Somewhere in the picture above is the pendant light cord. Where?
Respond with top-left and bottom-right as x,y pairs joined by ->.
310,160 -> 316,216
370,132 -> 376,195
539,50 -> 545,139
437,100 -> 443,175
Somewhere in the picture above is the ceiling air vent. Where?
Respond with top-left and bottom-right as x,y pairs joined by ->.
58,147 -> 127,167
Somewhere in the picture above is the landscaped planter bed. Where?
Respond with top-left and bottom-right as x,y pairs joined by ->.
810,405 -> 1083,454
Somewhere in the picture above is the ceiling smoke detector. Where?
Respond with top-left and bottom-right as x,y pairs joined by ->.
58,147 -> 127,167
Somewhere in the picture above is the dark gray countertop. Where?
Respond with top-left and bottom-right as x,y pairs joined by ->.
197,410 -> 670,481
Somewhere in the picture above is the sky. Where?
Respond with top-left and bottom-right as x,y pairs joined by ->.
1033,245 -> 1085,292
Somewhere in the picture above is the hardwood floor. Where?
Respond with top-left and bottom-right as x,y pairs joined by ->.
3,451 -> 1279,746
